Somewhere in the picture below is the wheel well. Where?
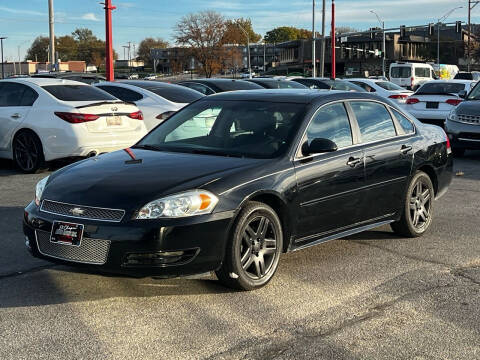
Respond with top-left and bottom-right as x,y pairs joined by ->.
13,128 -> 44,153
248,193 -> 292,253
417,165 -> 438,195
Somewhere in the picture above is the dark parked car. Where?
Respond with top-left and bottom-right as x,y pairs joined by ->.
246,78 -> 308,89
291,77 -> 366,92
445,82 -> 480,156
177,79 -> 263,95
31,72 -> 106,84
24,90 -> 452,291
454,71 -> 480,81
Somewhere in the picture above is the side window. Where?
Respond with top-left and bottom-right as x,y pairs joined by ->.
415,67 -> 430,77
97,86 -> 143,102
350,101 -> 397,143
352,82 -> 375,92
392,109 -> 414,134
306,103 -> 353,149
186,83 -> 213,95
0,83 -> 37,107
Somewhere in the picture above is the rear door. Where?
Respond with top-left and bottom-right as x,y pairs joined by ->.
348,100 -> 414,220
293,101 -> 366,244
0,82 -> 38,150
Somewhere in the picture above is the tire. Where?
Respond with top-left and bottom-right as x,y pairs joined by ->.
391,171 -> 434,238
216,201 -> 283,291
12,131 -> 45,174
452,148 -> 465,157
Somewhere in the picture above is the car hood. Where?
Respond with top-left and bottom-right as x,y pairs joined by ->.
43,149 -> 264,211
456,100 -> 480,115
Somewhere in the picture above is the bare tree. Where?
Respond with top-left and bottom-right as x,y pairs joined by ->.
174,11 -> 227,77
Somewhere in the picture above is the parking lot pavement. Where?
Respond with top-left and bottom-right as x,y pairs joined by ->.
0,153 -> 479,360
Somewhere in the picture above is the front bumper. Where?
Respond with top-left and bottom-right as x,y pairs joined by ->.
23,201 -> 235,278
445,120 -> 480,150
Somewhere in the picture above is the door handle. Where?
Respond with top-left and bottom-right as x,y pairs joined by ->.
11,113 -> 21,119
401,145 -> 413,154
347,156 -> 362,168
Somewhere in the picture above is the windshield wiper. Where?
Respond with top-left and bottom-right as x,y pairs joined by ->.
191,149 -> 243,158
132,144 -> 165,151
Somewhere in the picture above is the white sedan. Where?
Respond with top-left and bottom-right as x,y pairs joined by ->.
348,78 -> 413,105
95,80 -> 204,130
404,80 -> 476,127
0,78 -> 147,173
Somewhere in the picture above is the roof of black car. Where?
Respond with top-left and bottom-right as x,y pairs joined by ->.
207,89 -> 382,104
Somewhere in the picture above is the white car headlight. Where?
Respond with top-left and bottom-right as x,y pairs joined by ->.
35,176 -> 50,206
447,108 -> 457,122
136,190 -> 218,219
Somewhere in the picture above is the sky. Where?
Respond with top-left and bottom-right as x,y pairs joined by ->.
0,0 -> 477,62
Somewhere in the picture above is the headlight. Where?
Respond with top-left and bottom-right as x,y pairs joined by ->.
35,176 -> 49,206
136,190 -> 218,219
447,108 -> 458,122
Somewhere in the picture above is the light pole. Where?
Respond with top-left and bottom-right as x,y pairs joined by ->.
312,0 -> 316,77
437,6 -> 463,69
468,1 -> 480,72
0,37 -> 6,79
237,23 -> 251,79
320,0 -> 326,77
370,10 -> 386,78
48,0 -> 55,71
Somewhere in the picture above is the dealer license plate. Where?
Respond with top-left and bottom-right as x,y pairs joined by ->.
50,221 -> 84,246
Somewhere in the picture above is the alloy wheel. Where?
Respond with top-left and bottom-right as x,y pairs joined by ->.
409,179 -> 432,231
239,215 -> 278,280
13,133 -> 40,172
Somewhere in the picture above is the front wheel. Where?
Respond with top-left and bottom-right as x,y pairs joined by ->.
216,201 -> 283,291
391,171 -> 434,237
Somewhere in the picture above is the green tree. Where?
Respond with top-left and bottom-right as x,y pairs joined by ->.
56,35 -> 77,62
264,26 -> 312,43
138,37 -> 169,66
223,18 -> 262,45
25,36 -> 49,62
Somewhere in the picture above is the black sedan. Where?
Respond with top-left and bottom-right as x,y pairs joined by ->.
246,78 -> 308,89
23,90 -> 453,291
292,77 -> 366,92
177,79 -> 262,95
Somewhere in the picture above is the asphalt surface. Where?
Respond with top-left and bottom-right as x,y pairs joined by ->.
0,153 -> 479,360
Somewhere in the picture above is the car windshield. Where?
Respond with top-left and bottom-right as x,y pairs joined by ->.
376,81 -> 405,91
390,67 -> 411,78
133,84 -> 204,103
454,73 -> 473,80
467,83 -> 480,100
416,82 -> 465,95
136,100 -> 306,159
324,80 -> 365,92
42,85 -> 116,101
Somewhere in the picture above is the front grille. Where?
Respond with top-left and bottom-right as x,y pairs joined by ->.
457,114 -> 480,125
35,230 -> 111,265
41,200 -> 125,222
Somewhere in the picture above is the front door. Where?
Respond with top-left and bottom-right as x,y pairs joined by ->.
293,102 -> 366,245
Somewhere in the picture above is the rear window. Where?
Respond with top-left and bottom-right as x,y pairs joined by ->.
43,85 -> 116,101
216,81 -> 263,92
376,81 -> 405,91
390,67 -> 411,78
416,82 -> 466,95
139,85 -> 204,103
325,80 -> 365,92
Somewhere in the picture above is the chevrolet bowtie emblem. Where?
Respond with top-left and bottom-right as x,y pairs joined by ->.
70,207 -> 85,216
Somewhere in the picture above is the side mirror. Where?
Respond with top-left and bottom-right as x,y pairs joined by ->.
302,138 -> 338,156
458,90 -> 467,99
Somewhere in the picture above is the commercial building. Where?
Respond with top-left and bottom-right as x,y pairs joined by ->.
0,60 -> 87,77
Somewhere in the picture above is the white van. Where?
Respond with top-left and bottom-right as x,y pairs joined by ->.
389,62 -> 435,90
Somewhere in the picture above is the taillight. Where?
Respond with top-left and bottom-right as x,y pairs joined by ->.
446,99 -> 462,106
156,111 -> 176,121
55,112 -> 99,123
406,98 -> 420,105
128,111 -> 143,120
389,94 -> 409,99
411,77 -> 414,86
444,131 -> 452,154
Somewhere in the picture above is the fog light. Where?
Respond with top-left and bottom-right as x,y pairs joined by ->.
124,251 -> 186,266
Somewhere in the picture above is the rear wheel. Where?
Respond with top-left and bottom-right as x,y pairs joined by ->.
12,131 -> 45,173
391,171 -> 434,237
216,201 -> 283,291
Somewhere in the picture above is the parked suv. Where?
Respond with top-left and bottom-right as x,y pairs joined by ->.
445,82 -> 480,156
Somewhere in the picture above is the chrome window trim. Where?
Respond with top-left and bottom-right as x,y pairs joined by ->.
40,199 -> 125,223
293,98 -> 416,161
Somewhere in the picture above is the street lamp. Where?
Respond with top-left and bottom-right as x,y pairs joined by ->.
0,37 -> 6,79
237,23 -> 251,79
437,6 -> 463,69
370,10 -> 386,78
